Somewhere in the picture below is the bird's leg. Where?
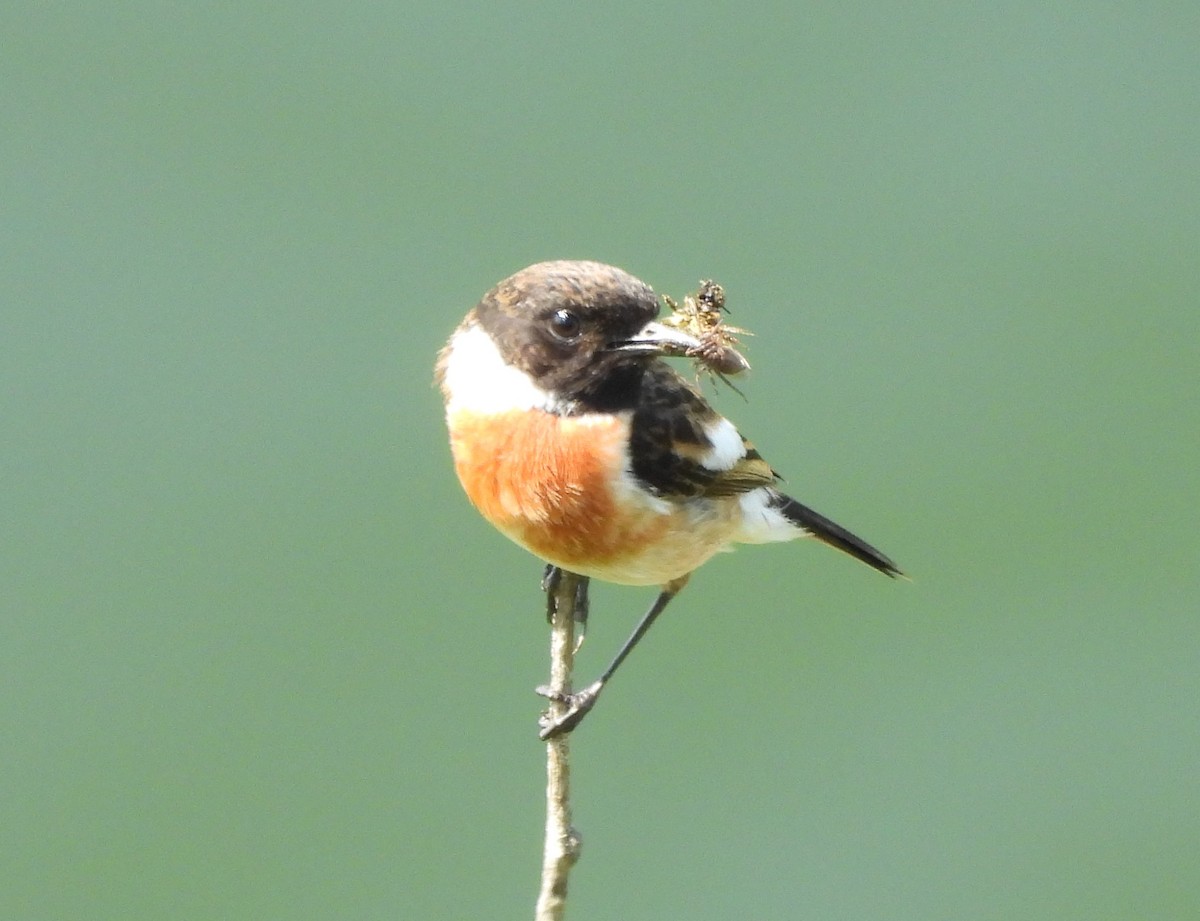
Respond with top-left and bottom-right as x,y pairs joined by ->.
541,564 -> 561,621
536,574 -> 689,740
542,564 -> 590,645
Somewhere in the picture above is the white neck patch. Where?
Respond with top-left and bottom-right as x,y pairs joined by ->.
441,323 -> 562,416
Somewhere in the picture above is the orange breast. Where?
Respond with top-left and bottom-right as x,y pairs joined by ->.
446,407 -> 671,572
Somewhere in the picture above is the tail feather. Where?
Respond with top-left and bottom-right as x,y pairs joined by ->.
774,495 -> 902,578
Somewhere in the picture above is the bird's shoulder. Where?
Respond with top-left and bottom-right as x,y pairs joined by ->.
623,363 -> 778,500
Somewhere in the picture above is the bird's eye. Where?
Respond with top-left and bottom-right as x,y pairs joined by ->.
549,309 -> 582,340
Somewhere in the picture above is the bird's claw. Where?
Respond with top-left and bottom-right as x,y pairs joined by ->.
541,567 -> 590,648
535,680 -> 604,740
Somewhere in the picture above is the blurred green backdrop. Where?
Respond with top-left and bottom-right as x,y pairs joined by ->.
4,3 -> 1198,919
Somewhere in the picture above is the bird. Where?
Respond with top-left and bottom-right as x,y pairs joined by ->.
436,260 -> 900,738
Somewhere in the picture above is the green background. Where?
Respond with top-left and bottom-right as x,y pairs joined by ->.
5,3 -> 1198,919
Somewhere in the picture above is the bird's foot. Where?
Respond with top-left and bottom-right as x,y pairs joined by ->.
541,564 -> 561,622
535,679 -> 605,740
541,566 -> 590,650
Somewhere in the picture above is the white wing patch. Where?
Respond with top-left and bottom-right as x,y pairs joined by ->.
699,417 -> 746,471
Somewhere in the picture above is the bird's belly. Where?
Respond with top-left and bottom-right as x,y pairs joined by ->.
446,407 -> 736,585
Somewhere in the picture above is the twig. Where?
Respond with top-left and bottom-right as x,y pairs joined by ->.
534,571 -> 583,921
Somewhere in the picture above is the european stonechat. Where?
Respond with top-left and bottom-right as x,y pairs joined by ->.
437,260 -> 900,738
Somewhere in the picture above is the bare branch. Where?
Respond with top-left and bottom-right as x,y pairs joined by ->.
535,571 -> 583,921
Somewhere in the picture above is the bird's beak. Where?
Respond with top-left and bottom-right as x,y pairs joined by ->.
610,321 -> 703,357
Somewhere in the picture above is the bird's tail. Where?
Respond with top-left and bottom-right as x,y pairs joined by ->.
773,494 -> 903,577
